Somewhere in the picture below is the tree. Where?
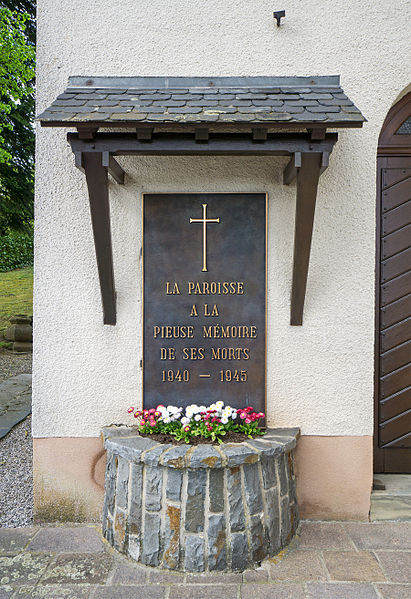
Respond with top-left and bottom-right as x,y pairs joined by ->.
0,2 -> 35,233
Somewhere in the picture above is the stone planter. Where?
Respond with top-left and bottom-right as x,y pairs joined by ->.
101,427 -> 300,572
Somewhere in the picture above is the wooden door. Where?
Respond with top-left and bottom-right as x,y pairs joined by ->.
375,93 -> 411,473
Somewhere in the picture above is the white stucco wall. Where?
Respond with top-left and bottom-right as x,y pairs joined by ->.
33,0 -> 410,438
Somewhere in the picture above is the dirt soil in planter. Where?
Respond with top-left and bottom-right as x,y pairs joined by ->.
139,431 -> 263,445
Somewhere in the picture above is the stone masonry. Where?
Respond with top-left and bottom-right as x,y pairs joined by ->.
102,427 -> 300,572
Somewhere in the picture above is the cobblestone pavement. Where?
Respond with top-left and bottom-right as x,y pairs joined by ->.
0,522 -> 409,598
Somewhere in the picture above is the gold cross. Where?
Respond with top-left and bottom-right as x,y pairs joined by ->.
190,203 -> 220,272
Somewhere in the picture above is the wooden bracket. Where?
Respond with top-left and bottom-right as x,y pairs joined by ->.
290,152 -> 323,326
308,127 -> 326,140
83,152 -> 116,325
283,152 -> 302,185
74,151 -> 85,173
102,152 -> 125,184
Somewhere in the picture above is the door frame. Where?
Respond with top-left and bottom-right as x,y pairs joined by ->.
374,92 -> 411,473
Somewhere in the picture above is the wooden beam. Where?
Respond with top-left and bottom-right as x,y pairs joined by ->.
74,151 -> 84,173
195,128 -> 209,143
68,132 -> 338,157
83,152 -> 116,325
136,127 -> 153,142
283,152 -> 302,185
102,152 -> 125,184
290,152 -> 323,326
252,127 -> 268,142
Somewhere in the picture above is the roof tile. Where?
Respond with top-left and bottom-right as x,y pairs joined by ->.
38,76 -> 366,127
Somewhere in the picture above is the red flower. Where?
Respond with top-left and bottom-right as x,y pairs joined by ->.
128,407 -> 134,413
140,419 -> 146,426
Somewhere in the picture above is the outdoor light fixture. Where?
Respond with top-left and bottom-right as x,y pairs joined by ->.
273,10 -> 285,26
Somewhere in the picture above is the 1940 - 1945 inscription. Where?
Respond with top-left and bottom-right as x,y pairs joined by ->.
143,193 -> 266,413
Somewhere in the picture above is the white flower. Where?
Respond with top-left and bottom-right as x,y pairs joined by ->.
181,416 -> 190,425
163,417 -> 171,424
231,412 -> 237,419
216,401 -> 224,408
199,406 -> 207,412
221,416 -> 229,424
194,414 -> 201,421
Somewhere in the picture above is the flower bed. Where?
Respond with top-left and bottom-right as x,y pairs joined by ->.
101,425 -> 300,572
128,402 -> 265,444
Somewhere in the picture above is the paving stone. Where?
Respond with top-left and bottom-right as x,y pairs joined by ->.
376,584 -> 411,598
227,467 -> 245,532
344,523 -> 411,550
207,514 -> 226,570
15,585 -> 92,598
185,572 -> 241,583
91,586 -> 165,599
40,553 -> 113,584
185,469 -> 206,533
243,568 -> 269,582
144,466 -> 163,511
298,522 -> 353,550
323,551 -> 385,582
111,562 -> 147,583
0,553 -> 52,585
268,550 -> 327,581
376,551 -> 411,582
0,528 -> 38,553
169,585 -> 238,598
209,469 -> 224,512
27,527 -> 104,553
141,512 -> 161,566
149,569 -> 184,583
241,584 -> 305,598
166,468 -> 182,502
243,463 -> 263,514
306,582 -> 380,598
184,536 -> 204,572
0,588 -> 12,599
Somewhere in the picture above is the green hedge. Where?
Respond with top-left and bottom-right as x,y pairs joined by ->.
0,229 -> 33,271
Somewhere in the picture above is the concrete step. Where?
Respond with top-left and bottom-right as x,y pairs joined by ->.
371,474 -> 411,521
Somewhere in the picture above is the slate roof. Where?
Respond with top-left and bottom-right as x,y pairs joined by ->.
38,76 -> 365,127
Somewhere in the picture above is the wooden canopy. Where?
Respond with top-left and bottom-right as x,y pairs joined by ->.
39,76 -> 366,325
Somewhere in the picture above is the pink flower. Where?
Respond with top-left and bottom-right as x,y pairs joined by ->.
183,425 -> 190,432
149,408 -> 155,414
239,412 -> 247,419
154,411 -> 161,417
157,404 -> 165,409
133,412 -> 139,418
140,419 -> 146,426
128,407 -> 134,413
245,417 -> 251,424
150,420 -> 156,427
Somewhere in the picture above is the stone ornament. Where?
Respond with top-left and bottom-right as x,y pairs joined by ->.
101,426 -> 300,572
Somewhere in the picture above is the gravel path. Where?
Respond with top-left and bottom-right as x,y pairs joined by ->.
0,352 -> 33,527
0,414 -> 33,527
0,351 -> 32,383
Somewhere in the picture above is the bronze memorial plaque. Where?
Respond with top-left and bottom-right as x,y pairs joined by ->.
143,193 -> 266,413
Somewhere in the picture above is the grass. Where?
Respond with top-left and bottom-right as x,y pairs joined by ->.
0,266 -> 33,338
